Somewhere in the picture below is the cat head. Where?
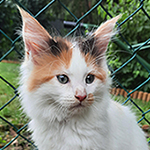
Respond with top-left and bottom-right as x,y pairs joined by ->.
18,7 -> 120,120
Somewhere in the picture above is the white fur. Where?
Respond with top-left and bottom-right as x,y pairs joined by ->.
18,9 -> 148,149
19,44 -> 148,150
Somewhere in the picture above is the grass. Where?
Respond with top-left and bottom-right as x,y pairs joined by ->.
113,95 -> 150,126
0,62 -> 150,147
114,96 -> 150,143
0,62 -> 28,126
0,62 -> 31,149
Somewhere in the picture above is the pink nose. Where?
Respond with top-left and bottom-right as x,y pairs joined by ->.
75,95 -> 87,102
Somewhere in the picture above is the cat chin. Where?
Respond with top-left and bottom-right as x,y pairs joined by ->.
52,102 -> 91,121
68,104 -> 87,115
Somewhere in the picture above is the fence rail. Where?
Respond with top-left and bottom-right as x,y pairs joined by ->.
111,88 -> 150,102
0,0 -> 150,149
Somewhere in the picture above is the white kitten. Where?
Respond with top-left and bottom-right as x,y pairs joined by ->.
18,7 -> 148,150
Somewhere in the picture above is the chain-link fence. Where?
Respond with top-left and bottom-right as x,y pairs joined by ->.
0,0 -> 150,149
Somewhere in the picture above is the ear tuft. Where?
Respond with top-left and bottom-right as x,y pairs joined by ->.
93,15 -> 121,55
94,15 -> 121,38
18,6 -> 52,61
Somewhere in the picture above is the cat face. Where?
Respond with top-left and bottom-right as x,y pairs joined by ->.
24,37 -> 107,117
18,7 -> 120,118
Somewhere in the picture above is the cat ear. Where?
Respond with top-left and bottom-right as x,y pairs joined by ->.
93,15 -> 121,54
18,7 -> 52,61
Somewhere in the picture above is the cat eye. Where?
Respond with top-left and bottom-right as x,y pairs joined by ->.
57,74 -> 69,84
85,74 -> 95,84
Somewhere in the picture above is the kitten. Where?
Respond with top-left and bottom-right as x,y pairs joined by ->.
18,7 -> 148,150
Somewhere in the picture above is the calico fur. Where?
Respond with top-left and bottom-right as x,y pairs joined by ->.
18,7 -> 148,150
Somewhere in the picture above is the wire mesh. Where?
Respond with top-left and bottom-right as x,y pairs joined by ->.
0,0 -> 150,149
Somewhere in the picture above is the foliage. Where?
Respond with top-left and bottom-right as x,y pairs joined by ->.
97,0 -> 150,92
0,0 -> 97,60
0,0 -> 150,92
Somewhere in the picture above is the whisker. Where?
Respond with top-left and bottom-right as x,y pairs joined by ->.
92,104 -> 99,111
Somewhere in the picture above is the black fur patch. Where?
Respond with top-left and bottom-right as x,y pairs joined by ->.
48,37 -> 69,56
79,36 -> 101,57
79,36 -> 106,65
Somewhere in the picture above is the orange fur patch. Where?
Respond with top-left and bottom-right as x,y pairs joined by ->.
27,40 -> 73,91
84,53 -> 94,67
84,53 -> 106,82
87,93 -> 94,105
93,68 -> 106,82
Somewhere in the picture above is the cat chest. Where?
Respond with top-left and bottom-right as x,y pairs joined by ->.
44,123 -> 109,150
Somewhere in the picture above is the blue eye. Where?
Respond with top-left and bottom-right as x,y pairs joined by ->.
57,74 -> 69,84
85,74 -> 95,84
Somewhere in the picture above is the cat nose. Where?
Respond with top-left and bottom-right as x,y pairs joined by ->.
74,85 -> 87,102
75,95 -> 87,102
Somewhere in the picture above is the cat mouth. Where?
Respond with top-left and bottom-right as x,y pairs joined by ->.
70,102 -> 85,110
